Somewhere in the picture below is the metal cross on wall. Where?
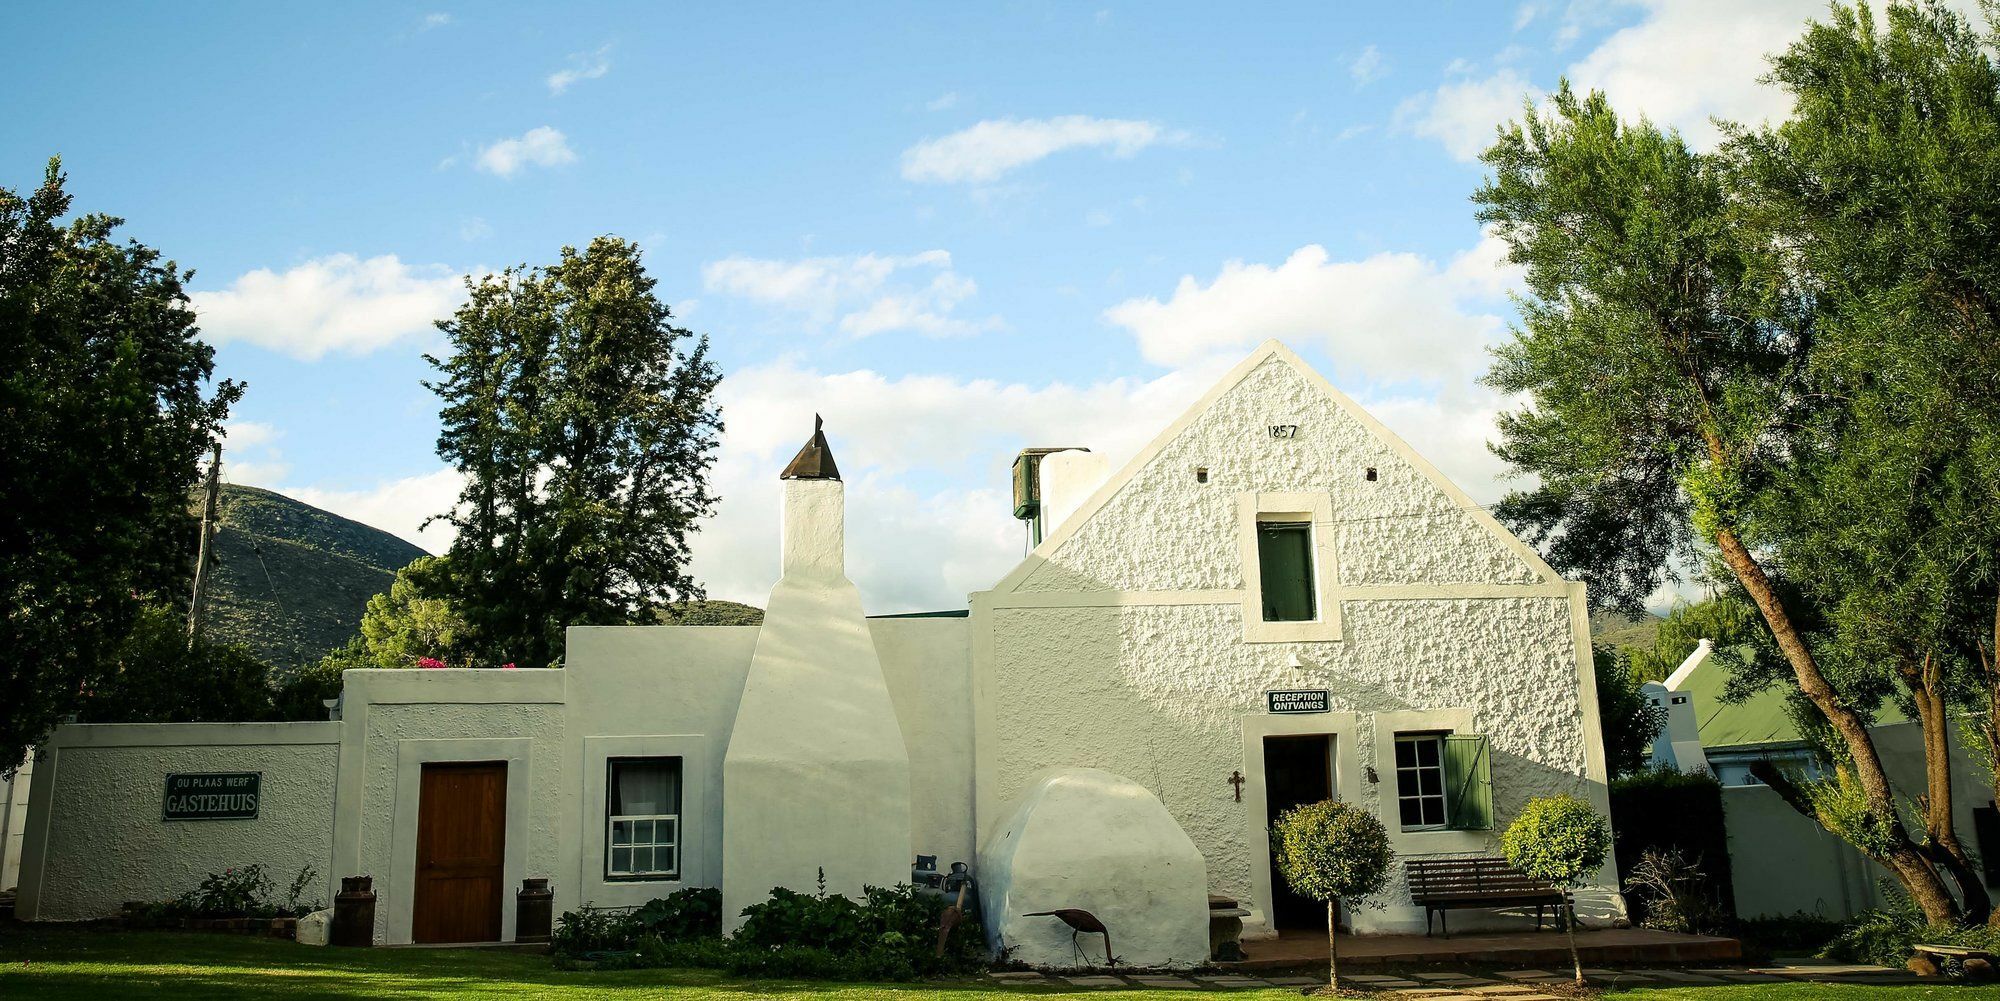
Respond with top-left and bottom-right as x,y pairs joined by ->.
1228,770 -> 1245,802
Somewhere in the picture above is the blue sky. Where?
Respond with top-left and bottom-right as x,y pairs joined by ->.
3,1 -> 1895,611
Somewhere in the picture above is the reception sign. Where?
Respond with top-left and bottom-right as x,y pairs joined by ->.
162,772 -> 261,821
1266,689 -> 1330,714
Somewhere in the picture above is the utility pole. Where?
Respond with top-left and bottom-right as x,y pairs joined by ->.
186,442 -> 222,649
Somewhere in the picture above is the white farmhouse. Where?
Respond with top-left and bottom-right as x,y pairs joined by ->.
14,341 -> 1620,963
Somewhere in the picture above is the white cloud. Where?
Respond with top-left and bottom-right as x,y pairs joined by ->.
284,469 -> 465,554
925,91 -> 960,111
900,115 -> 1187,184
1394,67 -> 1540,162
421,12 -> 451,30
246,238 -> 1525,614
475,126 -> 577,177
1347,44 -> 1389,86
547,44 -> 612,95
1563,0 -> 1821,147
220,421 -> 291,485
701,250 -> 1000,338
690,357 -> 1226,608
1406,2 -> 1992,160
1102,240 -> 1519,383
192,254 -> 464,360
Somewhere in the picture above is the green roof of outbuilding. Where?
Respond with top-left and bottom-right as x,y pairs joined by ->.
1678,647 -> 1907,751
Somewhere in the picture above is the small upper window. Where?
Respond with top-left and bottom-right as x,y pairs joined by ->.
1256,521 -> 1317,622
606,757 -> 682,880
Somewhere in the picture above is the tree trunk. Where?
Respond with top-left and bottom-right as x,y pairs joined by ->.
1327,898 -> 1339,991
1711,526 -> 1964,925
1564,892 -> 1582,984
1982,594 -> 2000,928
1903,654 -> 1991,925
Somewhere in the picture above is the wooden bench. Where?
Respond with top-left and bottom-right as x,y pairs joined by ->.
1913,942 -> 1995,975
1406,857 -> 1565,937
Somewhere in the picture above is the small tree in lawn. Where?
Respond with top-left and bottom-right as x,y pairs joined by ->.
1273,800 -> 1392,991
1502,794 -> 1612,984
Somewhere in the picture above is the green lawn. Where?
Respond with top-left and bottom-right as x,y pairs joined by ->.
0,926 -> 1990,1000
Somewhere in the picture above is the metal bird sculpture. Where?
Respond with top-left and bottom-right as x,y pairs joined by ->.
935,883 -> 969,957
1024,908 -> 1113,967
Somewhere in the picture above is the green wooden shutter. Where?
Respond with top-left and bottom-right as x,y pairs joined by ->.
1256,523 -> 1317,622
1444,734 -> 1493,831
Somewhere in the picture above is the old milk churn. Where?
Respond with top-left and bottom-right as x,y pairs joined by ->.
516,878 -> 554,943
330,875 -> 376,947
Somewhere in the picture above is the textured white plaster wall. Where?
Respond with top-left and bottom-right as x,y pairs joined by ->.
1018,357 -> 1541,592
986,600 -> 1589,929
980,349 -> 1606,935
19,724 -> 338,921
356,702 -> 564,942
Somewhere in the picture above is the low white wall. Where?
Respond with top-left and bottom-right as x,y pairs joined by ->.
17,722 -> 340,921
1723,785 -> 1885,920
874,617 -> 976,869
2,755 -> 32,892
1722,720 -> 1996,920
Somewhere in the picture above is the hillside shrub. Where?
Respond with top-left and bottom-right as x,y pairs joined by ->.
126,864 -> 323,923
1609,767 -> 1734,923
1625,847 -> 1728,935
1822,887 -> 2000,969
552,879 -> 983,981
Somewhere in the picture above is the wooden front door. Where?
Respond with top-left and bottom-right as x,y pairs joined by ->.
412,761 -> 507,943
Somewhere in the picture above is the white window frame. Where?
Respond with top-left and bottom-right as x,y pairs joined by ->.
606,812 -> 680,880
604,757 -> 683,882
1371,708 -> 1490,855
1237,492 -> 1343,643
1393,732 -> 1450,832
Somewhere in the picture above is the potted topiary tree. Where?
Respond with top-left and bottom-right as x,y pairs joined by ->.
1501,793 -> 1613,984
1272,800 -> 1392,992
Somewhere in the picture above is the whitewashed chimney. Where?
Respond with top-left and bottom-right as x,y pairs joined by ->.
721,416 -> 912,934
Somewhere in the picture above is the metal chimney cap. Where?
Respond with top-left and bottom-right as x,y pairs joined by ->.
780,413 -> 842,481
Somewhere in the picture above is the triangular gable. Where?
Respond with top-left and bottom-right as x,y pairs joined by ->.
986,339 -> 1560,595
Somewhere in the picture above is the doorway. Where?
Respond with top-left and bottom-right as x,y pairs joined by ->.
412,761 -> 507,944
1263,733 -> 1339,932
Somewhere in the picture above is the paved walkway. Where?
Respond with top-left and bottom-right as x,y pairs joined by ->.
1230,928 -> 1740,970
985,962 -> 1924,993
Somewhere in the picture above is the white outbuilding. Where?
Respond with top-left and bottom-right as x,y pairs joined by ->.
14,341 -> 1621,964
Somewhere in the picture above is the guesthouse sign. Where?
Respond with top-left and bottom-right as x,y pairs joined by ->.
162,772 -> 261,821
1266,689 -> 1330,714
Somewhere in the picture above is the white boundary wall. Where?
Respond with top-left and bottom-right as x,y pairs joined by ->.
17,722 -> 340,921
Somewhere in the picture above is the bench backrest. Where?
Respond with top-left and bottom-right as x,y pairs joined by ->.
1406,856 -> 1559,901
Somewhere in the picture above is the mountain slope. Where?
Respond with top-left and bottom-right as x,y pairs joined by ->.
199,484 -> 427,675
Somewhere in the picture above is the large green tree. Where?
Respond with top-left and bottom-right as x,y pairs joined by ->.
1476,2 -> 2000,925
0,160 -> 240,771
426,237 -> 722,668
1726,0 -> 2000,923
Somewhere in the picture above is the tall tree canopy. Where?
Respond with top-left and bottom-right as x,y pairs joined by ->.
0,160 -> 240,771
1727,0 -> 2000,922
426,237 -> 722,668
1478,1 -> 2000,925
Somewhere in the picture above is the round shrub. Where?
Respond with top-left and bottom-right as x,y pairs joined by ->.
1502,793 -> 1612,888
1271,800 -> 1393,904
